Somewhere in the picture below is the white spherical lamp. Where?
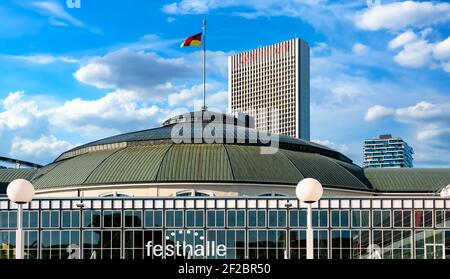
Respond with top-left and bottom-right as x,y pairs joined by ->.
7,179 -> 35,204
296,178 -> 323,203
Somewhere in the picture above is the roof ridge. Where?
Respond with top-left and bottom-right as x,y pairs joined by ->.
82,148 -> 126,185
322,155 -> 372,190
222,144 -> 236,181
154,144 -> 175,181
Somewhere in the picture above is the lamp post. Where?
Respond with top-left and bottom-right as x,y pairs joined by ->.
6,179 -> 35,260
295,178 -> 323,260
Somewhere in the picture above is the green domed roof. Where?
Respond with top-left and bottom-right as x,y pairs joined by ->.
29,143 -> 372,191
1,111 -> 376,192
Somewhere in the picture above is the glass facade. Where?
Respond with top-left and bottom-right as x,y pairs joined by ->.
1,197 -> 450,259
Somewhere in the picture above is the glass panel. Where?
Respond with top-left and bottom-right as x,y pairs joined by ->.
373,211 -> 382,227
236,210 -> 245,227
216,211 -> 225,227
154,211 -> 162,227
227,211 -> 236,227
341,211 -> 349,227
331,211 -> 339,227
195,211 -> 204,227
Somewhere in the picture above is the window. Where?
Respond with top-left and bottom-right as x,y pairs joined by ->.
144,210 -> 163,228
227,210 -> 245,227
99,192 -> 132,198
268,210 -> 286,227
0,231 -> 15,259
313,210 -> 328,228
415,210 -> 433,228
435,210 -> 450,228
62,211 -> 80,228
290,210 -> 307,227
257,192 -> 287,197
176,190 -> 211,197
83,210 -> 101,228
124,230 -> 143,259
373,210 -> 391,228
248,230 -> 286,259
352,210 -> 370,228
207,230 -> 245,259
103,210 -> 122,228
0,211 -> 16,229
166,210 -> 183,228
207,210 -> 225,227
331,210 -> 349,227
287,229 -> 328,259
24,230 -> 39,259
21,211 -> 39,229
248,210 -> 266,227
350,230 -> 370,259
331,230 -> 351,259
393,210 -> 412,228
41,230 -> 80,259
83,230 -> 121,259
124,210 -> 142,228
415,230 -> 444,259
186,210 -> 204,227
42,211 -> 59,228
373,230 -> 412,259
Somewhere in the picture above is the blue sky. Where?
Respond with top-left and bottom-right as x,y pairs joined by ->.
0,0 -> 449,167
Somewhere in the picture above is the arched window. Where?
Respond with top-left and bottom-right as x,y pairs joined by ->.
257,192 -> 287,197
99,192 -> 133,198
175,190 -> 211,197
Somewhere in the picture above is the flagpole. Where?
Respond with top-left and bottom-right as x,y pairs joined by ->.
202,19 -> 207,111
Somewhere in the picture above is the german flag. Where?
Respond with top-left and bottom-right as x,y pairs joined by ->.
180,33 -> 202,48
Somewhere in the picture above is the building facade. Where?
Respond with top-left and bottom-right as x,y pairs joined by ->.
1,111 -> 449,260
1,196 -> 449,260
228,38 -> 310,140
364,135 -> 414,169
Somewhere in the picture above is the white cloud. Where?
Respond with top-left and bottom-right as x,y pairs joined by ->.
162,0 -> 325,15
0,54 -> 78,65
352,43 -> 369,55
365,105 -> 394,121
48,90 -> 162,133
388,30 -> 450,72
166,17 -> 177,23
0,91 -> 45,130
388,31 -> 418,49
355,1 -> 450,31
364,101 -> 450,166
394,39 -> 435,68
74,50 -> 193,94
168,83 -> 228,111
163,0 -> 212,14
10,135 -> 75,160
395,101 -> 450,122
0,90 -> 165,163
434,37 -> 450,60
74,49 -> 231,97
367,101 -> 450,148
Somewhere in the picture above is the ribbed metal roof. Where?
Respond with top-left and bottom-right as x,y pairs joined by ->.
2,154 -> 450,194
225,145 -> 302,184
58,123 -> 351,163
0,169 -> 38,194
365,168 -> 450,193
15,143 -> 372,191
157,144 -> 233,182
